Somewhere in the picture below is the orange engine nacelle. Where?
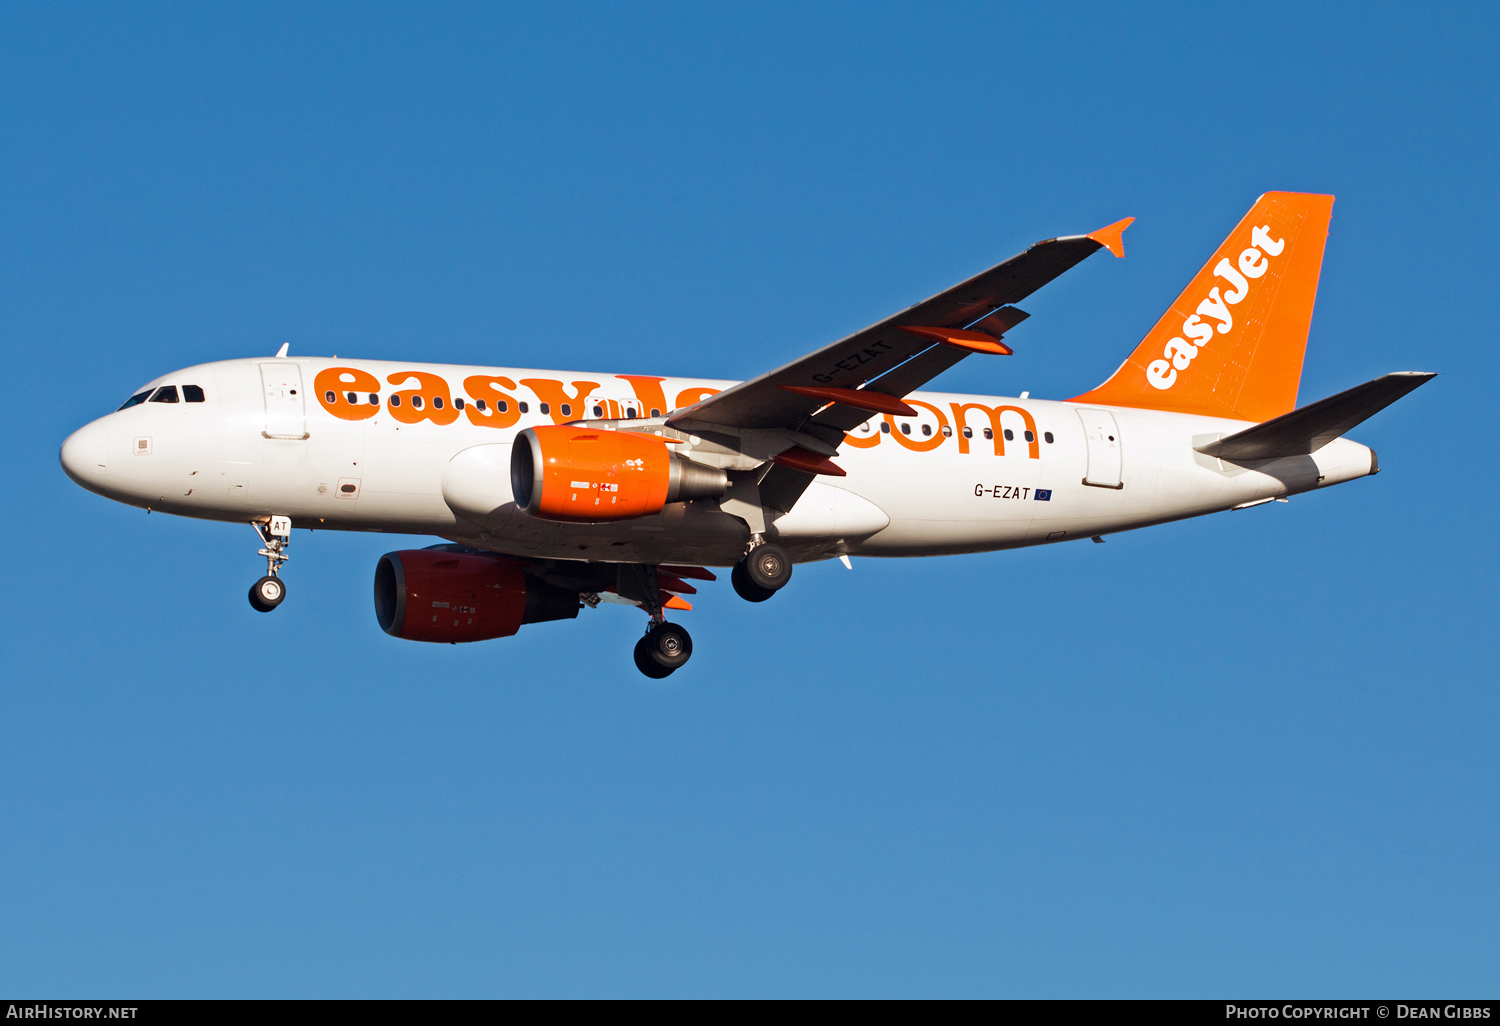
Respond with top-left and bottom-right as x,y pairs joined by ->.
511,425 -> 728,523
373,549 -> 580,643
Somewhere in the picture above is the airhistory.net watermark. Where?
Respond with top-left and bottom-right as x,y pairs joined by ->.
5,1007 -> 137,1020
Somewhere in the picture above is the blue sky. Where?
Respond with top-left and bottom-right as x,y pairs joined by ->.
2,2 -> 1495,997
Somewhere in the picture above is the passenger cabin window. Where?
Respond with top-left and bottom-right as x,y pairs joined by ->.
475,399 -> 487,411
1044,432 -> 1054,443
1024,430 -> 1034,442
650,408 -> 661,418
921,424 -> 932,436
593,404 -> 603,417
560,403 -> 571,417
119,390 -> 153,410
390,395 -> 402,407
454,397 -> 464,410
411,396 -> 424,410
149,386 -> 180,403
539,403 -> 550,415
626,407 -> 637,418
1003,428 -> 1014,441
900,423 -> 911,435
368,394 -> 379,405
941,425 -> 952,437
881,422 -> 891,434
983,428 -> 993,440
519,402 -> 529,413
962,426 -> 972,439
183,385 -> 205,403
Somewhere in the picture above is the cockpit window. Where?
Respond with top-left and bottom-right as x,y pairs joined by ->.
149,386 -> 180,403
183,385 -> 205,402
118,390 -> 153,410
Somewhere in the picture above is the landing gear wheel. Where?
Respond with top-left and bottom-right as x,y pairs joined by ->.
633,621 -> 693,677
633,636 -> 675,678
249,575 -> 286,612
248,519 -> 292,612
742,542 -> 792,592
731,561 -> 775,603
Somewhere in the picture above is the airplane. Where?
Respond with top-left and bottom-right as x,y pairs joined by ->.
59,192 -> 1434,678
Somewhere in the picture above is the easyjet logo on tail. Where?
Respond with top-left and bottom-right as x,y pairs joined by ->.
1069,192 -> 1333,424
1146,225 -> 1284,391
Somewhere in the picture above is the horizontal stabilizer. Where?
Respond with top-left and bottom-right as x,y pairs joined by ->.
1195,372 -> 1435,461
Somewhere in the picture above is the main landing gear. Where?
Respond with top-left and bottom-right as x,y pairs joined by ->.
619,563 -> 695,678
634,621 -> 693,679
248,516 -> 292,613
731,540 -> 792,603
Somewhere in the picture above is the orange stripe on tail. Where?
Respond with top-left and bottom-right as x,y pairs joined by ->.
1070,192 -> 1334,423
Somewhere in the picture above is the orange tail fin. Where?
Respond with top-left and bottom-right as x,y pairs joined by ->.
1070,192 -> 1335,422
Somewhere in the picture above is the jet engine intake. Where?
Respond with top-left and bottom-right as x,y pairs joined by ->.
374,548 -> 579,643
511,425 -> 728,523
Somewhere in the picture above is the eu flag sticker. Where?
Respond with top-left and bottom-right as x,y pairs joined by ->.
1034,489 -> 1052,501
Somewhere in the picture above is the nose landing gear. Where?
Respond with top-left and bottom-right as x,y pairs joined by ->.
248,516 -> 292,613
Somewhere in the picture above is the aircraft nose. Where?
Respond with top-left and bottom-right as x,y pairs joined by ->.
60,419 -> 109,485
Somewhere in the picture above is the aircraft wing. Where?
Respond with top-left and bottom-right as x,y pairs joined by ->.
666,217 -> 1132,437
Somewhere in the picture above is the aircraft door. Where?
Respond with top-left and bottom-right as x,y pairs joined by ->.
260,363 -> 307,439
1077,408 -> 1122,488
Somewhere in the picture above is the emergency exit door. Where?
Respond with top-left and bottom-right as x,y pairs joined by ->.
260,363 -> 307,439
1077,408 -> 1122,488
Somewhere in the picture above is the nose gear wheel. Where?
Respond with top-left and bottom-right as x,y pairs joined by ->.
249,575 -> 286,612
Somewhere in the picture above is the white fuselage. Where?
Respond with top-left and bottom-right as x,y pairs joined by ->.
59,356 -> 1377,565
